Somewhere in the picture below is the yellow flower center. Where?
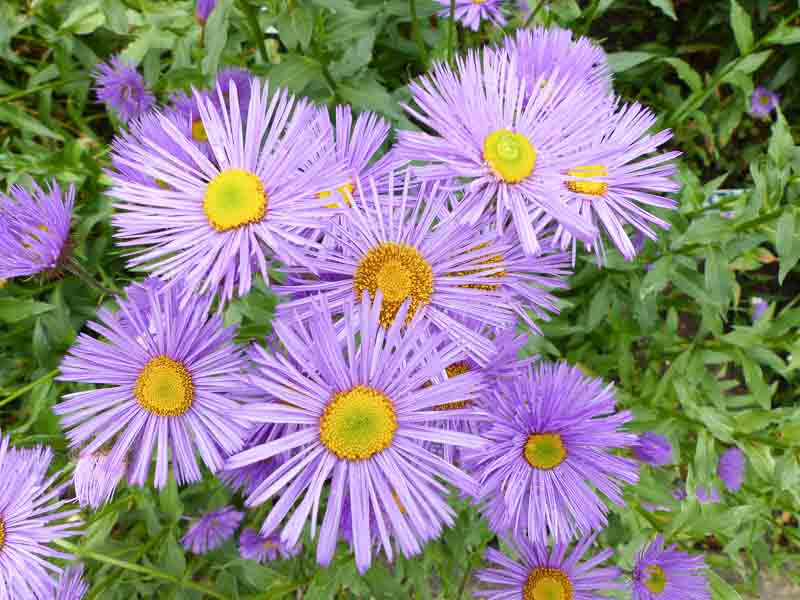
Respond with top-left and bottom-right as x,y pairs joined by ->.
353,242 -> 434,326
318,181 -> 355,208
319,385 -> 397,461
134,355 -> 195,417
524,433 -> 567,470
759,95 -> 771,105
191,118 -> 208,142
203,169 -> 267,232
433,362 -> 474,410
565,165 -> 609,196
644,565 -> 667,594
523,568 -> 573,600
483,129 -> 536,183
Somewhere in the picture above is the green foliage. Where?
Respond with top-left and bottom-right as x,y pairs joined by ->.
1,0 -> 800,597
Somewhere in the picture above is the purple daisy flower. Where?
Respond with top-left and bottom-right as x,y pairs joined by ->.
0,180 -> 74,279
469,362 -> 639,543
225,292 -> 486,573
475,532 -> 623,599
750,86 -> 779,118
164,89 -> 216,158
73,451 -> 126,509
717,447 -> 745,492
55,279 -> 252,489
0,435 -> 83,599
696,485 -> 720,504
55,565 -> 88,600
437,0 -> 505,32
751,297 -> 768,322
239,528 -> 300,563
543,100 -> 681,262
277,177 -> 567,363
632,535 -> 710,600
94,56 -> 155,123
109,79 -> 345,304
503,26 -> 611,97
196,0 -> 216,24
633,432 -> 673,467
395,49 -> 605,255
215,67 -> 255,115
181,506 -> 244,554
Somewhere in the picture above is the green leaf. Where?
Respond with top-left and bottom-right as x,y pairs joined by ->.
606,51 -> 654,73
61,1 -> 106,35
765,24 -> 800,46
277,5 -> 314,51
776,210 -> 800,284
0,299 -> 55,323
725,50 -> 772,79
158,472 -> 183,521
0,104 -> 63,140
708,569 -> 744,600
729,0 -> 754,54
662,57 -> 702,92
647,0 -> 676,20
202,0 -> 232,75
337,74 -> 406,123
768,109 -> 795,168
266,55 -> 324,95
159,535 -> 186,578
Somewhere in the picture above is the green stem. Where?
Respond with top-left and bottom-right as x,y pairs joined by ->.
64,257 -> 117,296
0,368 -> 59,408
522,0 -> 546,28
237,0 -> 269,63
321,64 -> 339,103
54,540 -> 230,600
0,77 -> 85,104
578,0 -> 600,37
447,0 -> 456,64
409,0 -> 429,68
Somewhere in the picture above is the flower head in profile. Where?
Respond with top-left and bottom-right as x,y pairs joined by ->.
751,297 -> 768,322
469,362 -> 638,543
633,432 -> 673,467
109,79 -> 345,304
94,56 -> 155,123
396,49 -> 605,255
239,529 -> 300,563
56,279 -> 252,489
73,451 -> 126,509
55,565 -> 88,600
181,506 -> 244,554
475,533 -> 623,599
225,293 -> 485,573
0,180 -> 74,280
717,447 -> 745,492
437,0 -> 505,32
0,435 -> 83,599
632,535 -> 710,600
750,87 -> 779,118
196,0 -> 216,24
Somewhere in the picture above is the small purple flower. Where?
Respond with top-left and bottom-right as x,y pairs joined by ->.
0,180 -> 74,279
437,0 -> 505,32
633,432 -> 673,467
751,297 -> 768,322
717,447 -> 745,492
750,87 -> 779,118
181,506 -> 244,554
55,565 -> 88,600
632,535 -> 710,600
94,56 -> 155,123
475,532 -> 623,599
239,528 -> 300,563
196,0 -> 216,24
73,451 -> 126,509
696,485 -> 720,504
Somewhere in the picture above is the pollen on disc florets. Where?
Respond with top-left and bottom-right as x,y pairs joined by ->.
191,118 -> 208,142
203,169 -> 267,232
452,242 -> 506,291
524,433 -> 567,470
644,565 -> 667,594
319,385 -> 397,461
353,242 -> 434,326
483,129 -> 537,183
565,165 -> 609,196
134,355 -> 195,417
523,567 -> 573,600
0,517 -> 6,551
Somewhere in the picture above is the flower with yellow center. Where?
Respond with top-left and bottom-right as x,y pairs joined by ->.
524,433 -> 567,470
203,169 -> 267,232
319,385 -> 397,461
483,129 -> 537,183
565,165 -> 609,196
523,567 -> 573,600
353,242 -> 434,326
134,355 -> 195,417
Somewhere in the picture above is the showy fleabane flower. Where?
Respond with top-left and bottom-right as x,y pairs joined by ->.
396,48 -> 606,255
750,86 -> 779,118
544,101 -> 680,262
225,293 -> 486,573
239,529 -> 300,563
0,180 -> 74,279
56,279 -> 252,489
632,536 -> 710,600
94,56 -> 155,123
109,79 -> 345,304
475,533 -> 623,600
633,432 -> 673,467
55,565 -> 88,600
437,0 -> 505,32
73,451 -> 126,509
503,26 -> 611,97
717,447 -> 745,492
165,88 -> 215,158
0,435 -> 83,599
196,0 -> 216,23
181,506 -> 244,554
469,362 -> 639,543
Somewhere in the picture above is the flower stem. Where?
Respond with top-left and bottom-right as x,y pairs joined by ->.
409,0 -> 429,68
522,0 -> 546,28
447,0 -> 456,64
64,257 -> 117,296
0,368 -> 59,408
237,0 -> 269,63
